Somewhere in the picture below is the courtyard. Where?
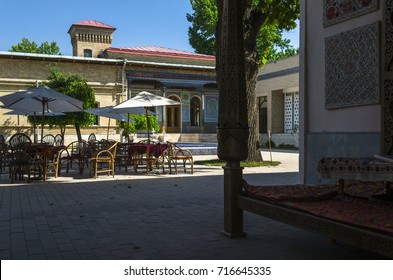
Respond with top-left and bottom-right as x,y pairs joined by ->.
0,151 -> 384,260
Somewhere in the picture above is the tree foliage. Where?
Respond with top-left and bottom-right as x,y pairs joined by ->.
29,69 -> 96,140
187,0 -> 299,65
187,0 -> 218,55
194,0 -> 299,162
119,114 -> 160,137
9,37 -> 62,55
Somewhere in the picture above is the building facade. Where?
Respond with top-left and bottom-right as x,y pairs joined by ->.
256,55 -> 299,147
300,0 -> 385,183
0,20 -> 218,143
1,19 -> 300,146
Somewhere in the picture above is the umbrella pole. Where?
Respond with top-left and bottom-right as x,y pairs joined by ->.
41,102 -> 45,141
107,118 -> 111,140
33,112 -> 37,143
145,107 -> 150,144
127,114 -> 130,143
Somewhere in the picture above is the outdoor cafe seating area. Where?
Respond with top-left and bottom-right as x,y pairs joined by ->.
0,132 -> 194,183
0,87 -> 196,183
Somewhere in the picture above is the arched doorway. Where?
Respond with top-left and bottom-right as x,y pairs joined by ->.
166,95 -> 181,133
190,96 -> 201,126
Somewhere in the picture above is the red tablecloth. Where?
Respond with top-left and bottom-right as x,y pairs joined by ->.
127,143 -> 167,158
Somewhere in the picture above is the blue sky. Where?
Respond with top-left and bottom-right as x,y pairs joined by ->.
1,0 -> 299,56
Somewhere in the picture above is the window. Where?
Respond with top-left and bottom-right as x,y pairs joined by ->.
258,97 -> 267,133
190,96 -> 201,126
92,103 -> 99,126
284,92 -> 299,133
84,49 -> 92,57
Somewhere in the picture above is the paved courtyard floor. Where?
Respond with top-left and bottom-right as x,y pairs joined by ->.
0,151 -> 386,259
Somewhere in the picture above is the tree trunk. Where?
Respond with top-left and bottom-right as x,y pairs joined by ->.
242,5 -> 265,162
60,126 -> 66,145
75,124 -> 82,142
244,54 -> 261,162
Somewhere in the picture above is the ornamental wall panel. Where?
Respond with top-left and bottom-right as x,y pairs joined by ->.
383,80 -> 393,154
385,0 -> 393,71
325,22 -> 379,109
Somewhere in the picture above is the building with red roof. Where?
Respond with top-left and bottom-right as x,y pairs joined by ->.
0,20 -> 219,142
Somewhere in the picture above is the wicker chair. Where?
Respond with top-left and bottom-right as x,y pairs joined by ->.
89,141 -> 118,178
44,146 -> 63,180
164,141 -> 194,174
58,140 -> 88,175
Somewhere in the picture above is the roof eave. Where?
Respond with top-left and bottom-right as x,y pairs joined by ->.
0,51 -> 216,70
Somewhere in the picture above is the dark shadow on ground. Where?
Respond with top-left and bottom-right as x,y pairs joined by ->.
0,170 -> 385,260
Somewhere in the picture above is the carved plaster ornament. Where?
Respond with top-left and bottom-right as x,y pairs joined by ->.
325,22 -> 379,108
217,0 -> 249,162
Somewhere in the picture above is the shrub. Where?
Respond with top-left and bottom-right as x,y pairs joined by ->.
278,143 -> 298,150
265,139 -> 275,148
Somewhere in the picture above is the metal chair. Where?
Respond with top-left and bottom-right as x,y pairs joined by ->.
88,133 -> 96,142
54,134 -> 64,146
0,143 -> 12,173
8,133 -> 32,149
9,143 -> 42,183
42,134 -> 55,145
115,143 -> 131,172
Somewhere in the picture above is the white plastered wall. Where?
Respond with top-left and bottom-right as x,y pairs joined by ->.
300,0 -> 383,183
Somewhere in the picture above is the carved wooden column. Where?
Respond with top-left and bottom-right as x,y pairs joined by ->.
216,0 -> 249,238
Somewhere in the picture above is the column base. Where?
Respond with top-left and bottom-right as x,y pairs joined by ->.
221,230 -> 247,238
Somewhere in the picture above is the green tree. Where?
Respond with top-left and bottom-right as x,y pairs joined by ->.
187,0 -> 298,63
119,114 -> 160,142
187,0 -> 299,161
9,37 -> 62,55
120,114 -> 159,134
33,69 -> 96,141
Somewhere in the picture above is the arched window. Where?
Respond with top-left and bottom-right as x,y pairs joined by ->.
206,98 -> 218,118
190,96 -> 201,126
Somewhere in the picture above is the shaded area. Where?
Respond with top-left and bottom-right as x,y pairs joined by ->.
0,171 -> 385,260
242,180 -> 393,258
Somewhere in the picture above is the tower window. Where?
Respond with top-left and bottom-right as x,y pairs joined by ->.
84,49 -> 93,57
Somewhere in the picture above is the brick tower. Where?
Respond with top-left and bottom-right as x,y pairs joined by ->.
68,20 -> 116,57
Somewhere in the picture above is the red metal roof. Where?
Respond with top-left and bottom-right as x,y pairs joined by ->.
72,20 -> 116,30
106,46 -> 215,61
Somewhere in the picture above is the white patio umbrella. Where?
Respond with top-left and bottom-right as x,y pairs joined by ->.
85,106 -> 134,140
4,110 -> 65,117
0,86 -> 83,140
112,91 -> 180,142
